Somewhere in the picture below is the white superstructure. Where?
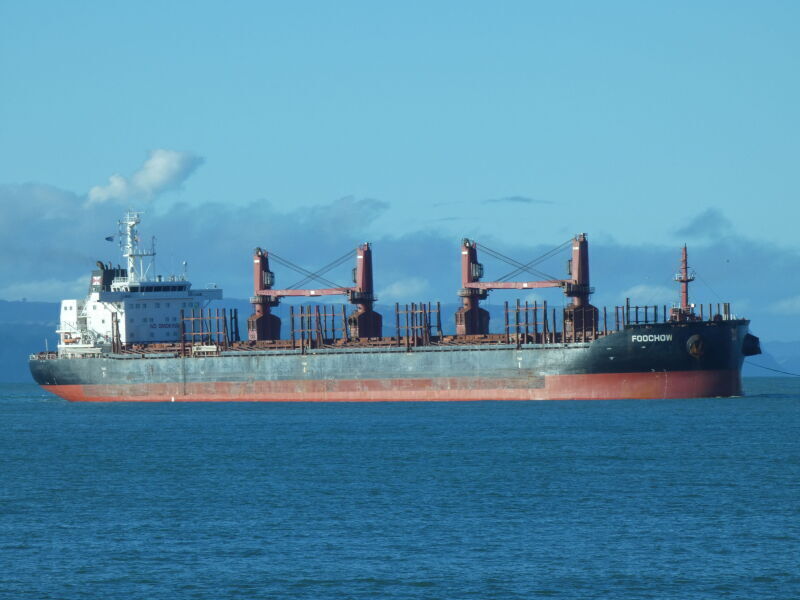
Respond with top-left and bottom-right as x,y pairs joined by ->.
57,211 -> 222,356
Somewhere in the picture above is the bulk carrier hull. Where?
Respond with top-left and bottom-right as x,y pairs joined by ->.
30,320 -> 754,402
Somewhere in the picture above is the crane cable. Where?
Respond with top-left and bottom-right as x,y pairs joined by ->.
268,252 -> 344,290
498,238 -> 573,282
477,238 -> 573,282
287,248 -> 356,289
477,244 -> 558,282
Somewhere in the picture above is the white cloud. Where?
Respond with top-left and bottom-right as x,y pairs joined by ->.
378,277 -> 429,302
770,295 -> 800,315
87,149 -> 203,206
619,284 -> 676,306
522,292 -> 545,305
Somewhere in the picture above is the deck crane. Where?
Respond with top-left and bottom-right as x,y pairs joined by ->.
248,244 -> 382,341
455,234 -> 598,336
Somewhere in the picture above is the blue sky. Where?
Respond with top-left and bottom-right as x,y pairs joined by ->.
1,1 -> 799,339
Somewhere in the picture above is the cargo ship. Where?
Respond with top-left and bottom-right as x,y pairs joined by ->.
29,211 -> 761,401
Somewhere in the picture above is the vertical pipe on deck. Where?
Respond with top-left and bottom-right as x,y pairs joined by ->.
418,302 -> 423,344
427,303 -> 432,344
436,301 -> 443,339
395,302 -> 400,347
418,302 -> 424,345
222,309 -> 229,349
422,303 -> 430,345
302,308 -> 307,348
581,307 -> 585,342
553,308 -> 558,344
314,305 -> 321,347
524,300 -> 530,341
504,301 -> 510,343
411,303 -> 417,346
543,301 -> 548,343
308,308 -> 314,349
290,306 -> 296,349
179,309 -> 185,356
309,307 -> 313,347
412,302 -> 417,345
405,304 -> 410,351
424,303 -> 428,340
299,308 -> 304,351
304,307 -> 310,350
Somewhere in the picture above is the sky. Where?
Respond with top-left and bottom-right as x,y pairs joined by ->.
1,1 -> 799,340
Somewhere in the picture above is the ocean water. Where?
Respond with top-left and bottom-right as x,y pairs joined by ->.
1,379 -> 798,600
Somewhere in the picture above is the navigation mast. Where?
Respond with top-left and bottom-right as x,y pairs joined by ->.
119,211 -> 155,284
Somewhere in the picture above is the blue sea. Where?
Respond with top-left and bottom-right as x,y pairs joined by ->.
1,379 -> 798,599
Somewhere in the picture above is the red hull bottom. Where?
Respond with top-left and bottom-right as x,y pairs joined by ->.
43,370 -> 742,402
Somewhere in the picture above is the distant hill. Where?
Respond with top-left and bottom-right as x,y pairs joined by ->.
743,341 -> 800,378
0,300 -> 60,383
2,298 -> 797,382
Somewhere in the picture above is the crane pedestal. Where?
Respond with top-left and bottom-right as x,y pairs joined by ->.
348,307 -> 383,339
455,294 -> 490,335
247,298 -> 281,341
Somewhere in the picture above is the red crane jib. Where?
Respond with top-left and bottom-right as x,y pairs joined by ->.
462,280 -> 566,291
256,287 -> 354,297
